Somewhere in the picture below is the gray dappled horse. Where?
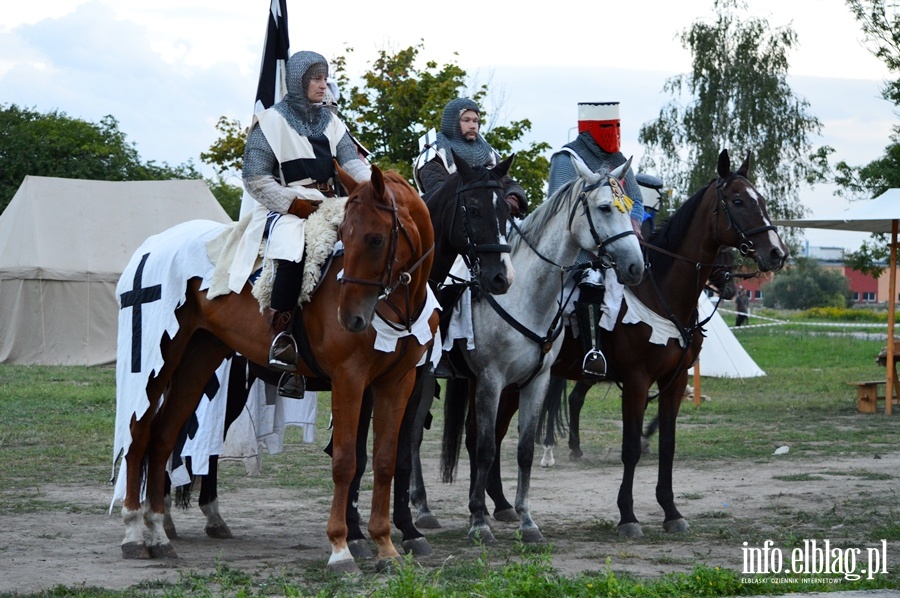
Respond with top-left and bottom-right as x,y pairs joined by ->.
440,158 -> 645,543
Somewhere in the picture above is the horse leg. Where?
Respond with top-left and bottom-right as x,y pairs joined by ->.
121,323 -> 197,559
392,369 -> 434,556
349,390 -> 374,559
198,356 -> 252,540
656,373 -> 689,533
466,378 -> 502,544
324,375 -> 367,573
568,380 -> 589,460
510,383 -> 547,543
487,389 -> 517,522
616,381 -> 649,538
539,376 -> 567,468
409,368 -> 440,530
367,372 -> 417,571
128,331 -> 230,559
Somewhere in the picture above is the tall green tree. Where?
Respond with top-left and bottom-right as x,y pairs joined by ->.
333,44 -> 550,204
0,104 -> 199,215
637,0 -> 830,248
833,0 -> 900,276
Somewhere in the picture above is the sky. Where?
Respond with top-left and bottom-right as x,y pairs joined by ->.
1,0 -> 896,250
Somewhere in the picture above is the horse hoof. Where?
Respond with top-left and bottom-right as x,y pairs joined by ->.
617,522 -> 644,539
401,537 -> 433,557
348,538 -> 373,560
327,558 -> 361,575
415,513 -> 442,529
121,542 -> 150,560
205,523 -> 234,539
519,527 -> 545,544
569,448 -> 583,460
468,527 -> 496,545
493,508 -> 518,523
376,556 -> 403,574
664,518 -> 690,533
148,543 -> 179,559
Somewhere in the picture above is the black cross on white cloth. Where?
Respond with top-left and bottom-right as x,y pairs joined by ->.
280,135 -> 333,184
119,252 -> 162,373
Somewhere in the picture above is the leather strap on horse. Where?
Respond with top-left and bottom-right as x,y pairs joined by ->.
479,290 -> 566,389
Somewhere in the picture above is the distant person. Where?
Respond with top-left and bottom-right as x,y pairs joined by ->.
735,289 -> 750,327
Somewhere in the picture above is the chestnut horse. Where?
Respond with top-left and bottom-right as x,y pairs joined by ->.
113,164 -> 437,574
160,153 -> 519,557
442,149 -> 787,538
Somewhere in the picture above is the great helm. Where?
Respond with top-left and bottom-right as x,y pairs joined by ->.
577,102 -> 620,154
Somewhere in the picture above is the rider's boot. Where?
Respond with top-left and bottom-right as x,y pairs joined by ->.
267,259 -> 305,397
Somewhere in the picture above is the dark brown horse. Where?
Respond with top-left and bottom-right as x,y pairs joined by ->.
441,149 -> 787,537
538,245 -> 739,466
114,164 -> 437,573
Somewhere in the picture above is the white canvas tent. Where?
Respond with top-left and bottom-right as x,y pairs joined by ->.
773,188 -> 900,413
0,176 -> 232,365
688,293 -> 765,378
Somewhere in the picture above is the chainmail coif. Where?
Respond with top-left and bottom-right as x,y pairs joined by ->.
435,97 -> 495,169
273,50 -> 331,137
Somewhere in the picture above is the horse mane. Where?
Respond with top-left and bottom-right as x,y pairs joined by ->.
646,179 -> 713,276
509,178 -> 578,252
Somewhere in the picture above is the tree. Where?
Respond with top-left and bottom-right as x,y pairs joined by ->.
333,44 -> 550,204
203,45 -> 551,207
0,104 -> 199,215
762,257 -> 852,309
833,0 -> 900,275
637,0 -> 830,249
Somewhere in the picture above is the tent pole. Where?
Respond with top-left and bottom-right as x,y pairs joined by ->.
887,221 -> 898,415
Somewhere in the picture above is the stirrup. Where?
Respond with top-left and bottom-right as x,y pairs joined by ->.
269,331 -> 298,372
582,350 -> 607,379
278,372 -> 306,398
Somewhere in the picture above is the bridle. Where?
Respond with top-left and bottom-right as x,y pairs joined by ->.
443,175 -> 511,287
714,174 -> 778,258
339,186 -> 434,331
566,175 -> 638,269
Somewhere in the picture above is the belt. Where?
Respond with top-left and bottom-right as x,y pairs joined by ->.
303,181 -> 335,198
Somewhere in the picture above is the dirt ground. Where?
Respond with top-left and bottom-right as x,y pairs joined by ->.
1,449 -> 898,595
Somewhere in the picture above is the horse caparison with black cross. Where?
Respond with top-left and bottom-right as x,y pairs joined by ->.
116,164 -> 437,574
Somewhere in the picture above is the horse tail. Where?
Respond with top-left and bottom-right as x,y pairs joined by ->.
440,377 -> 469,483
537,375 -> 570,446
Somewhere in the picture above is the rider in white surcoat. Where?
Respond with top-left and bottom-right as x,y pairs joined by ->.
232,50 -> 370,393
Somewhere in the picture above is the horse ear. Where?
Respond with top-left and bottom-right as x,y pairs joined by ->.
609,156 -> 633,181
737,151 -> 752,178
717,149 -> 731,178
370,163 -> 386,198
335,160 -> 358,195
452,149 -> 474,179
573,156 -> 594,180
492,153 -> 516,178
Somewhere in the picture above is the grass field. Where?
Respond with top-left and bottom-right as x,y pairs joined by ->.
1,312 -> 899,596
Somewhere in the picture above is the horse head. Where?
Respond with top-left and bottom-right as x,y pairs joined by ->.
568,157 -> 645,286
713,149 -> 788,272
426,150 -> 516,294
336,163 -> 434,333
